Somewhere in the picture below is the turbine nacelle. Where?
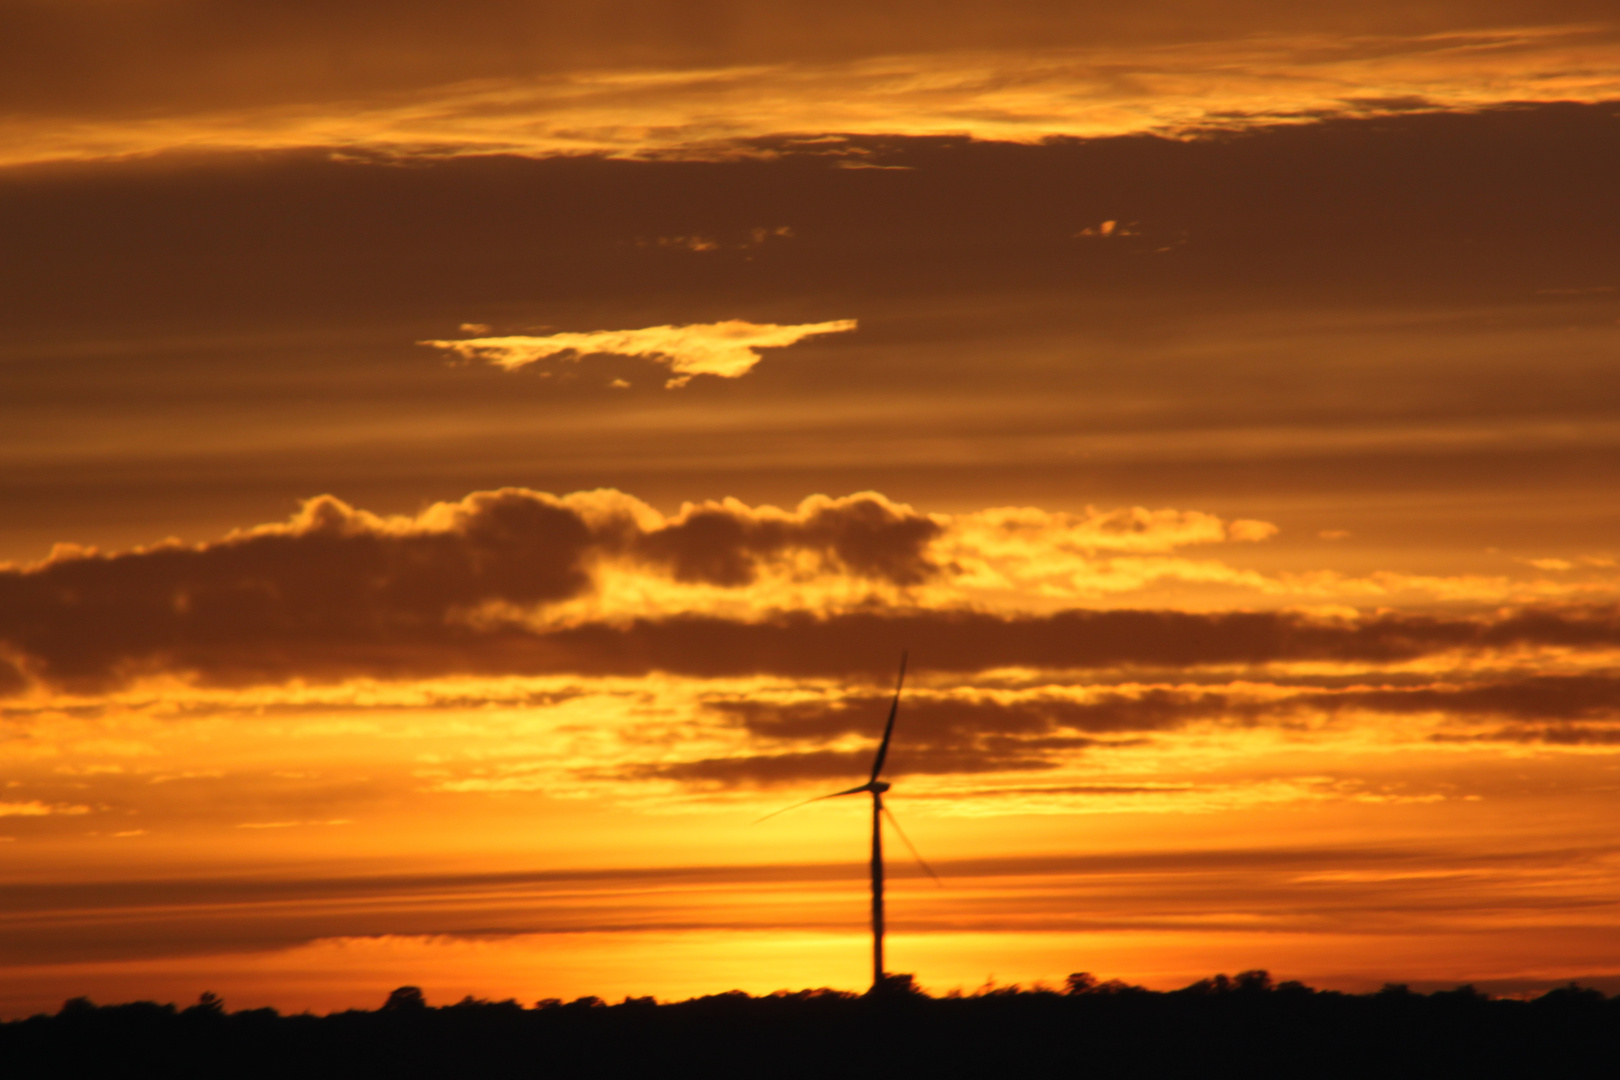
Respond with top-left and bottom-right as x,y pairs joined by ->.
824,780 -> 891,799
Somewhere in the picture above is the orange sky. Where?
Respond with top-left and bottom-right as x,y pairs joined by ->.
3,0 -> 1620,1019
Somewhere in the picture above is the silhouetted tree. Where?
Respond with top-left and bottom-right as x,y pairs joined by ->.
1065,972 -> 1098,995
1234,970 -> 1273,993
6,973 -> 1620,1079
381,986 -> 427,1011
869,973 -> 924,998
184,991 -> 225,1017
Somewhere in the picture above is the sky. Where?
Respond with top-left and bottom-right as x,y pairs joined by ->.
2,0 -> 1620,1017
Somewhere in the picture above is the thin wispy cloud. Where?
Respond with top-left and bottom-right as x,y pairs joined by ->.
421,319 -> 857,387
0,801 -> 89,817
5,24 -> 1620,166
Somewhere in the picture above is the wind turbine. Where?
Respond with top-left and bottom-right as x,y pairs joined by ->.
759,652 -> 939,992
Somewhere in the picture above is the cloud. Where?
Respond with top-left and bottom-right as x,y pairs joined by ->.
640,494 -> 940,586
655,675 -> 1620,786
715,689 -> 1195,741
0,801 -> 88,817
5,484 -> 1620,695
29,670 -> 1618,817
624,743 -> 1074,787
947,505 -> 1273,557
635,691 -> 1183,785
931,505 -> 1280,599
236,819 -> 354,829
0,487 -> 940,692
420,319 -> 857,387
1320,676 -> 1620,721
0,842 -> 1599,970
2,10 -> 1618,165
1435,724 -> 1620,746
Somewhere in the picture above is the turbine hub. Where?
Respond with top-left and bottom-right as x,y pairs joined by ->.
870,781 -> 891,793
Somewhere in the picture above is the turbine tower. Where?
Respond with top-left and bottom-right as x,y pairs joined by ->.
761,652 -> 938,992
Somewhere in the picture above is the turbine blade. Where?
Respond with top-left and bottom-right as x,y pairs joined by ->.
752,784 -> 871,825
881,804 -> 943,887
867,652 -> 908,783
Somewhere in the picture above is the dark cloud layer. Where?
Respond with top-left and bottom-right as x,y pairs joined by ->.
626,726 -> 1117,787
717,690 -> 1232,742
5,484 -> 1620,693
669,676 -> 1620,784
641,497 -> 939,587
1436,724 -> 1620,746
8,104 -> 1619,339
1325,676 -> 1620,721
624,744 -> 1071,787
675,693 -> 1179,782
522,608 -> 1620,683
0,489 -> 939,692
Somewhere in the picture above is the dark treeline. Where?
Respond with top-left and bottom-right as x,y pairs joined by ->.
4,972 -> 1618,1078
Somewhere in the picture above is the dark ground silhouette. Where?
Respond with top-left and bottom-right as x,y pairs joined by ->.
4,971 -> 1617,1078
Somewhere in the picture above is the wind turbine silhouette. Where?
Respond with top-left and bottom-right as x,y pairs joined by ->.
758,652 -> 940,992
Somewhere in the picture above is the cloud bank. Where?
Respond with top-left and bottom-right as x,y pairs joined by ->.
1,485 -> 1617,695
0,487 -> 938,690
3,12 -> 1618,165
421,319 -> 857,387
670,674 -> 1620,786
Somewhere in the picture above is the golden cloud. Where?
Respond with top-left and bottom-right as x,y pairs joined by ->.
0,801 -> 89,817
420,319 -> 857,387
4,25 -> 1619,166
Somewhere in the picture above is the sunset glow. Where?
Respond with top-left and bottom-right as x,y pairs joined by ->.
3,0 -> 1620,1020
